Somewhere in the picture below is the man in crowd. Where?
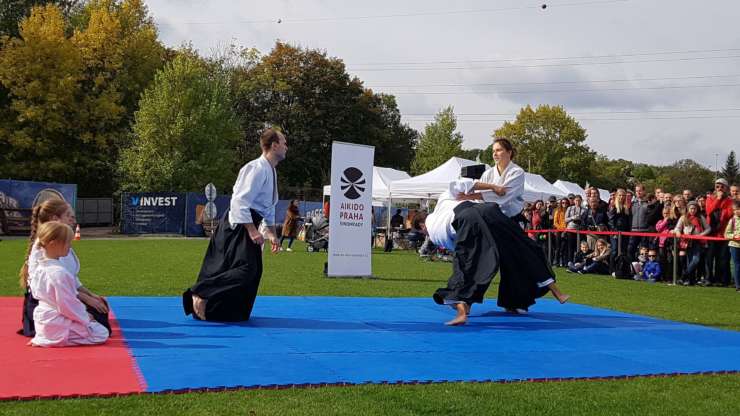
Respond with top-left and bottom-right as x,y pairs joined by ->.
705,178 -> 735,286
683,189 -> 694,202
629,184 -> 650,260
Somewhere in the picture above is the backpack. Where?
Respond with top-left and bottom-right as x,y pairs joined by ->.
613,254 -> 632,279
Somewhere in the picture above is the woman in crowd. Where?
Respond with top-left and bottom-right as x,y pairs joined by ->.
29,221 -> 109,347
674,201 -> 710,286
19,198 -> 109,337
672,194 -> 687,219
608,188 -> 632,270
655,204 -> 678,282
564,195 -> 585,265
279,199 -> 301,252
553,198 -> 569,267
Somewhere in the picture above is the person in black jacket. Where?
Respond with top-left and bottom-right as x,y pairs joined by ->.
608,188 -> 632,272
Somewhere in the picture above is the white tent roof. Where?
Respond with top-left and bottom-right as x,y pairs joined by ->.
323,166 -> 415,202
389,157 -> 482,199
598,188 -> 611,202
523,173 -> 567,202
552,180 -> 587,199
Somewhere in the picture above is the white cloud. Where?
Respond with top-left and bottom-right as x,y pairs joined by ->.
146,0 -> 740,167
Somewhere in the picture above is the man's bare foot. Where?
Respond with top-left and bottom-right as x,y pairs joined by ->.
547,282 -> 570,304
464,303 -> 471,316
192,295 -> 207,320
445,303 -> 467,326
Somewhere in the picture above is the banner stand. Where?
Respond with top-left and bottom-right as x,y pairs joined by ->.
326,141 -> 374,278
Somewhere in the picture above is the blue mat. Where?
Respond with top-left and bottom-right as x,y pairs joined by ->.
108,296 -> 740,392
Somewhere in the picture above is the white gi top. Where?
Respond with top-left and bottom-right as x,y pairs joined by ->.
29,257 -> 94,347
426,180 -> 475,251
478,161 -> 525,218
228,155 -> 278,227
28,241 -> 82,289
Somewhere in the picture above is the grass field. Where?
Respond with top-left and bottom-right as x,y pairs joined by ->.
1,238 -> 738,415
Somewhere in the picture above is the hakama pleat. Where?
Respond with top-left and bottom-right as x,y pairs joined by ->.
183,210 -> 263,322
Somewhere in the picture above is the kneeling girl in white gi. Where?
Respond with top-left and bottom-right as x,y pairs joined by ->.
29,221 -> 109,347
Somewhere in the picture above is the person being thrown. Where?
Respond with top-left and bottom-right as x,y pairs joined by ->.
417,179 -> 570,326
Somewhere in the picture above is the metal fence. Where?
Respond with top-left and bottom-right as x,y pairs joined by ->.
76,198 -> 114,226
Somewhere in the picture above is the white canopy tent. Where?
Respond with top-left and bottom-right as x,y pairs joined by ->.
323,166 -> 415,206
523,173 -> 567,202
389,157 -> 482,199
598,188 -> 611,202
552,180 -> 587,199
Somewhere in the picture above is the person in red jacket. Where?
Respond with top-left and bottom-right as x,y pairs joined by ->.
704,178 -> 735,286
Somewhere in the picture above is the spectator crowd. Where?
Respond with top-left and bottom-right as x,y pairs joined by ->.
522,179 -> 740,291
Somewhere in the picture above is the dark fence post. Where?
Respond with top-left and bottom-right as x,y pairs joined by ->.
672,235 -> 679,285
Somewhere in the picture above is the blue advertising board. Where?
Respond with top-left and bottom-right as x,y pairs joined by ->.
0,179 -> 77,210
121,192 -> 186,234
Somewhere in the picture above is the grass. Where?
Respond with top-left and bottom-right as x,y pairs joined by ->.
1,238 -> 739,415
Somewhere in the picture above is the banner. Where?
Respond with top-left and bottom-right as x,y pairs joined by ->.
121,192 -> 186,234
0,179 -> 77,210
328,141 -> 374,277
184,193 -> 231,237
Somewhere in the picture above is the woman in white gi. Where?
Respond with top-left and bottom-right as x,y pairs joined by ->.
183,129 -> 287,321
457,138 -> 524,219
19,198 -> 110,337
421,180 -> 569,326
29,221 -> 109,347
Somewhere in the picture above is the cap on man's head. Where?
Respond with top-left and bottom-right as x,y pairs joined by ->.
548,195 -> 557,202
715,178 -> 729,187
567,193 -> 576,199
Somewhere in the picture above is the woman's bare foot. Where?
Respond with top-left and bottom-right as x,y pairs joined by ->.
547,283 -> 571,304
445,303 -> 467,326
192,294 -> 207,320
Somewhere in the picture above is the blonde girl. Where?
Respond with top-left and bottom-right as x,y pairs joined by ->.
29,222 -> 109,347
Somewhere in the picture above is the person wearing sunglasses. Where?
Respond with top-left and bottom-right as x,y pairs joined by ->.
640,249 -> 662,282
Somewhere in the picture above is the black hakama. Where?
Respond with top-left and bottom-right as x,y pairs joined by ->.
183,209 -> 263,322
433,202 -> 554,310
18,290 -> 111,337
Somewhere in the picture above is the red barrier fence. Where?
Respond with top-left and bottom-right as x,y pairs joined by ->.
524,228 -> 739,285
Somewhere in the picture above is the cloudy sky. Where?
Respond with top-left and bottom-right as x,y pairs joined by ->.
147,0 -> 739,170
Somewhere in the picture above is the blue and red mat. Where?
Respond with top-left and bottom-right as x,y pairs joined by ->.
2,296 -> 740,399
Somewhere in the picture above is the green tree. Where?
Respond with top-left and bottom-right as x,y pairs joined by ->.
119,52 -> 242,192
231,42 -> 417,188
721,151 -> 739,185
493,105 -> 595,184
655,159 -> 715,194
411,107 -> 462,175
589,156 -> 634,191
0,1 -> 166,196
0,0 -> 80,38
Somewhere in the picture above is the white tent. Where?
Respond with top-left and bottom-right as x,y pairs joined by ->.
523,173 -> 567,202
598,188 -> 611,202
552,180 -> 587,199
389,157 -> 482,199
323,166 -> 415,205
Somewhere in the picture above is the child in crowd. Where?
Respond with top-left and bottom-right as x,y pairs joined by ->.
725,200 -> 740,291
640,249 -> 662,282
29,222 -> 109,347
631,246 -> 649,280
567,241 -> 592,273
582,238 -> 611,275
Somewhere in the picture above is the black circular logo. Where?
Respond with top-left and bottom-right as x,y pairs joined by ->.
340,167 -> 366,200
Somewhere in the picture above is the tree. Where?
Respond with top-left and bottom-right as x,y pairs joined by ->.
411,107 -> 463,175
721,151 -> 739,185
231,42 -> 417,188
589,156 -> 634,191
656,159 -> 715,194
119,52 -> 242,192
0,0 -> 81,38
0,1 -> 166,196
493,105 -> 595,184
